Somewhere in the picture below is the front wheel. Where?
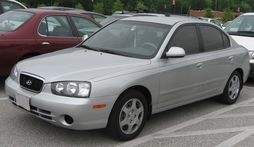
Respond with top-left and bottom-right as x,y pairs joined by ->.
220,71 -> 242,104
107,90 -> 148,141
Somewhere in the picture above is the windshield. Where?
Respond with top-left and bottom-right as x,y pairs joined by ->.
0,11 -> 33,32
83,20 -> 170,59
225,15 -> 254,37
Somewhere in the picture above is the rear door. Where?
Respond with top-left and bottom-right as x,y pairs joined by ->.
197,24 -> 236,94
35,15 -> 80,53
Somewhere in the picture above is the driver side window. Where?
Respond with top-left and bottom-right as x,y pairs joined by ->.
169,25 -> 200,55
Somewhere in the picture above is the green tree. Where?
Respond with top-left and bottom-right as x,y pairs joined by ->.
75,3 -> 84,9
206,0 -> 212,8
204,8 -> 214,18
37,3 -> 46,7
94,2 -> 104,14
112,0 -> 124,12
103,0 -> 114,15
240,1 -> 251,12
136,1 -> 145,10
223,8 -> 234,22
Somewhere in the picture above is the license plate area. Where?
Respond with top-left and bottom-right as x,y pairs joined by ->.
15,93 -> 30,111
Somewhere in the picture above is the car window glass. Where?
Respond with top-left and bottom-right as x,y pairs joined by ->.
84,20 -> 169,59
225,15 -> 254,34
2,1 -> 24,12
200,25 -> 224,51
0,11 -> 33,31
92,14 -> 106,23
169,25 -> 200,55
71,16 -> 99,36
39,15 -> 73,37
222,33 -> 230,48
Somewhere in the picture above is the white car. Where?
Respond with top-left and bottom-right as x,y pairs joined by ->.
199,17 -> 222,28
225,13 -> 254,77
5,16 -> 250,141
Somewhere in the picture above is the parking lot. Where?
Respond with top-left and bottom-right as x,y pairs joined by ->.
1,76 -> 254,147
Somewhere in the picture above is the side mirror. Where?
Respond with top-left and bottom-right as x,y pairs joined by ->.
165,47 -> 186,58
82,35 -> 89,41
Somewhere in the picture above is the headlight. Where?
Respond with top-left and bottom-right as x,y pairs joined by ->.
10,65 -> 18,81
249,51 -> 254,59
51,81 -> 91,98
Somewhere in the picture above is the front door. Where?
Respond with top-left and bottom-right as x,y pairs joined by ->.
158,24 -> 206,109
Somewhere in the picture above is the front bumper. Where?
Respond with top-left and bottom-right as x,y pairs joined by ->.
5,77 -> 117,130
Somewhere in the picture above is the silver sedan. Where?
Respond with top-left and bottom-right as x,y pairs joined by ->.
5,16 -> 250,141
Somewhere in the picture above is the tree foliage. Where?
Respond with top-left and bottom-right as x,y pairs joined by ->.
136,2 -> 145,10
204,8 -> 214,18
223,8 -> 235,22
112,0 -> 124,12
19,0 -> 254,15
94,2 -> 104,14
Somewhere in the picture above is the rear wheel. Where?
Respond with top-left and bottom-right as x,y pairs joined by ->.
220,71 -> 242,104
107,90 -> 148,141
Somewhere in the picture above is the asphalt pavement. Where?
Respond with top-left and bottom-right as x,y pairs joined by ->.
1,76 -> 254,147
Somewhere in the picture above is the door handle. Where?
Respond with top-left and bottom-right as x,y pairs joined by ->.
196,63 -> 203,69
228,56 -> 234,61
41,42 -> 50,46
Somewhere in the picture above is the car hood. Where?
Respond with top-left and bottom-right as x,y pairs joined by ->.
231,35 -> 254,51
17,48 -> 151,83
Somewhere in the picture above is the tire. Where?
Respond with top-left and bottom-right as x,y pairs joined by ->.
220,71 -> 243,105
107,89 -> 148,141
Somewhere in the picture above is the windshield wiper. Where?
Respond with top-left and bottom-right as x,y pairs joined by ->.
80,45 -> 101,52
99,49 -> 132,57
229,31 -> 254,37
80,45 -> 133,57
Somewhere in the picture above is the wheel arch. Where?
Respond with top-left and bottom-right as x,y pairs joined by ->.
108,85 -> 153,125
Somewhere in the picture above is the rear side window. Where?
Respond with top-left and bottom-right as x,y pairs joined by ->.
92,14 -> 106,23
199,25 -> 225,52
39,15 -> 74,37
222,33 -> 230,48
0,11 -> 33,31
169,25 -> 200,55
71,16 -> 99,37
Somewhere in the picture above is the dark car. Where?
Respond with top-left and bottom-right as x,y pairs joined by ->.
39,6 -> 74,11
0,0 -> 26,13
67,10 -> 106,23
0,9 -> 101,76
39,6 -> 107,23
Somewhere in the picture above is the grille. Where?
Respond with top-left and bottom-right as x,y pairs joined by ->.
31,106 -> 53,120
9,97 -> 54,121
20,73 -> 44,92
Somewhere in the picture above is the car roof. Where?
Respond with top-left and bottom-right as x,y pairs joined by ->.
39,6 -> 75,11
121,15 -> 201,25
14,8 -> 78,15
242,13 -> 254,16
12,8 -> 101,26
67,10 -> 106,17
